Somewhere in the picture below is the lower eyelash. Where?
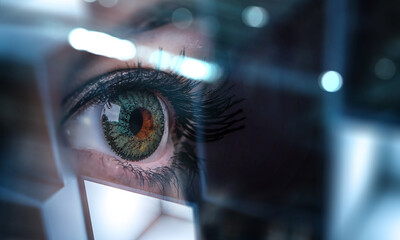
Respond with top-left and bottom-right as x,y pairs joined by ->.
113,159 -> 178,196
111,140 -> 198,197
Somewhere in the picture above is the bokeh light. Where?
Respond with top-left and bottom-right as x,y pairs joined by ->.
171,8 -> 193,29
375,58 -> 396,80
242,6 -> 269,28
319,71 -> 343,92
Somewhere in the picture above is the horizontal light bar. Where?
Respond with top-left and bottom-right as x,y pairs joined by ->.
68,28 -> 136,61
149,49 -> 222,82
69,28 -> 222,82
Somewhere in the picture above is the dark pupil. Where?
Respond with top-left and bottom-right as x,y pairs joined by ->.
129,108 -> 143,136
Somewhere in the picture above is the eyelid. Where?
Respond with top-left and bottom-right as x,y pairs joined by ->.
61,68 -> 196,125
62,67 -> 245,144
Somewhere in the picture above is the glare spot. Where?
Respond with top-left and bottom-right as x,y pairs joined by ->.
103,103 -> 121,122
171,8 -> 193,29
99,0 -> 118,8
171,57 -> 222,82
319,71 -> 343,92
127,45 -> 223,83
375,58 -> 396,80
82,117 -> 91,125
242,6 -> 269,28
84,0 -> 96,2
68,28 -> 136,61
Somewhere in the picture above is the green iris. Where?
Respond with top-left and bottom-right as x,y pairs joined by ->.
102,90 -> 165,161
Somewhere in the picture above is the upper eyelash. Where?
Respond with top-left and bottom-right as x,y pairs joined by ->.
62,67 -> 245,143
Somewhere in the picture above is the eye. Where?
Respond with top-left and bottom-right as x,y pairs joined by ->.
61,67 -> 245,197
102,90 -> 167,161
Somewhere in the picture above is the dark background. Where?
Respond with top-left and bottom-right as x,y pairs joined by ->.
1,0 -> 400,239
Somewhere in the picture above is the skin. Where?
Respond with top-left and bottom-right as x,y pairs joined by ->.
72,19 -> 213,86
48,0 -> 214,199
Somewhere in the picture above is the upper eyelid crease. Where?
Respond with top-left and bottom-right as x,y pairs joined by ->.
61,68 -> 195,124
62,48 -> 187,106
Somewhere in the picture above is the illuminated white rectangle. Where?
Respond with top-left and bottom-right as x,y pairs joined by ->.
84,180 -> 196,240
84,181 -> 161,240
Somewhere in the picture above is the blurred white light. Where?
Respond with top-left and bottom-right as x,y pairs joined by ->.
242,6 -> 269,28
171,8 -> 193,29
82,116 -> 91,125
173,57 -> 222,82
150,50 -> 172,70
357,193 -> 400,240
0,0 -> 85,18
319,71 -> 343,92
84,0 -> 96,2
143,47 -> 222,82
99,0 -> 118,8
389,133 -> 400,181
345,129 -> 375,195
68,28 -> 136,61
375,58 -> 396,80
330,122 -> 378,240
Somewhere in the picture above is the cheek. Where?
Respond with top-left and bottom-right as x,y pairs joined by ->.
73,149 -> 126,182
